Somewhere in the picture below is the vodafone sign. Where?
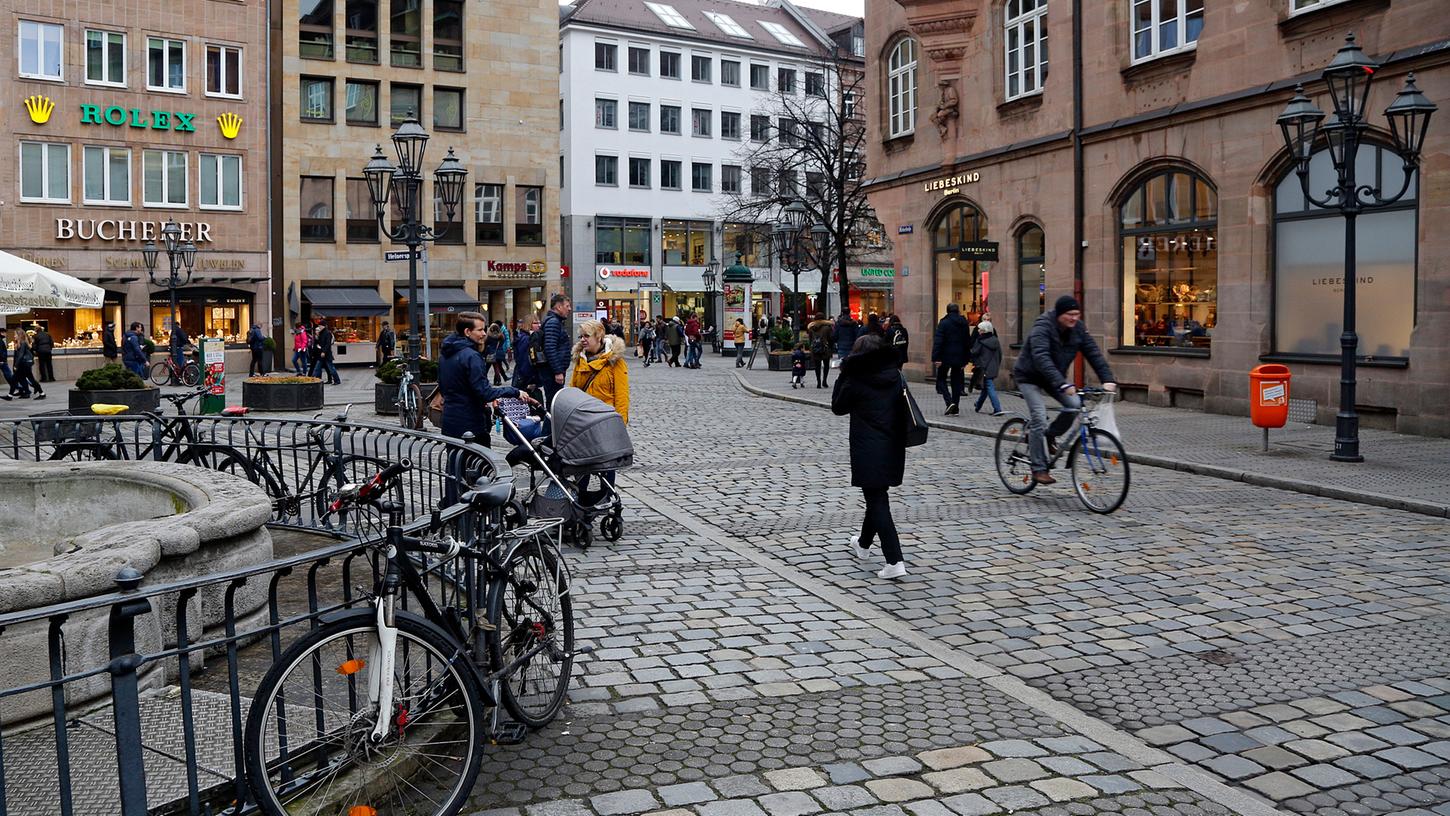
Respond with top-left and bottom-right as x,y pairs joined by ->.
596,266 -> 650,279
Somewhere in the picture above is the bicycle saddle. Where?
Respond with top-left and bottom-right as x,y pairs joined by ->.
460,477 -> 514,509
90,403 -> 130,415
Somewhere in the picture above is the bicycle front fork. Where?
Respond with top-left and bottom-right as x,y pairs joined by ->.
367,594 -> 399,743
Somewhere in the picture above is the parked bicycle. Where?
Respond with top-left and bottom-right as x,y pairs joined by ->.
149,352 -> 202,387
398,363 -> 423,430
994,386 -> 1131,513
47,386 -> 248,472
243,461 -> 579,816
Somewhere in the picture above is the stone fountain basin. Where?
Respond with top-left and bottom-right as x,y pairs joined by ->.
0,461 -> 274,724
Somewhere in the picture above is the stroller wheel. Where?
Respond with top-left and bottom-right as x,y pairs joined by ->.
565,520 -> 592,549
600,513 -> 623,542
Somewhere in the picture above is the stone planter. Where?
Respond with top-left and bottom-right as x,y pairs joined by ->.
68,387 -> 160,415
376,382 -> 399,414
767,352 -> 794,371
242,379 -> 324,412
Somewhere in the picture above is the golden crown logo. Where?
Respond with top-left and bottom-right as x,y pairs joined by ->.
217,112 -> 243,140
24,95 -> 54,125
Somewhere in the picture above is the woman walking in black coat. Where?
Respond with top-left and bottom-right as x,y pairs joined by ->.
831,333 -> 909,579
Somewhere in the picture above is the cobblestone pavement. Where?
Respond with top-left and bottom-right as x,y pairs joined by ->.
443,355 -> 1450,816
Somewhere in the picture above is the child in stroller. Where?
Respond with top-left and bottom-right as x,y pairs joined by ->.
499,386 -> 632,548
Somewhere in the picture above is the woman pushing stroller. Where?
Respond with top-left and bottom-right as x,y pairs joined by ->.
571,319 -> 629,425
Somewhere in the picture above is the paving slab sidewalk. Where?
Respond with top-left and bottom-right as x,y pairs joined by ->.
735,365 -> 1450,519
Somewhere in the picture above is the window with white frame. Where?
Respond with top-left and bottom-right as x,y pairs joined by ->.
703,11 -> 751,38
759,21 -> 805,48
206,44 -> 242,97
887,38 -> 917,138
20,142 -> 70,203
595,98 -> 617,129
645,2 -> 695,30
1005,0 -> 1047,100
148,36 -> 187,92
1132,0 -> 1202,62
86,30 -> 126,86
143,150 -> 188,207
83,146 -> 130,205
19,20 -> 63,80
1291,0 -> 1350,10
200,154 -> 242,209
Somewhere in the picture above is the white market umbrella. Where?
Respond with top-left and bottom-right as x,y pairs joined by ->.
0,250 -> 105,311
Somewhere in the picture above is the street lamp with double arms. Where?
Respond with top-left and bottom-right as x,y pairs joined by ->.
1275,33 -> 1435,462
362,116 -> 468,378
772,199 -> 825,332
141,219 -> 198,366
702,259 -> 721,341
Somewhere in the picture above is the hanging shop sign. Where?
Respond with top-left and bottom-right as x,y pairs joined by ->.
56,219 -> 214,243
955,241 -> 999,261
923,171 -> 980,196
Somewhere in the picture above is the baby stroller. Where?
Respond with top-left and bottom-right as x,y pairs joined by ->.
501,387 -> 633,548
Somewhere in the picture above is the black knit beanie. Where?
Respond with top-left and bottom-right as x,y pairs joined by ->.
1054,295 -> 1081,314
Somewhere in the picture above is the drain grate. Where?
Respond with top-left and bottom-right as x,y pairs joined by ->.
1288,398 -> 1318,424
1193,649 -> 1243,666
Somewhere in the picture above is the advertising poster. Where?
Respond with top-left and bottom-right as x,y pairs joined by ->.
201,337 -> 226,414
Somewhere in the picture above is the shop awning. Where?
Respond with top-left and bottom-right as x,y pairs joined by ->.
423,287 -> 480,313
0,250 -> 105,312
849,279 -> 896,291
782,270 -> 824,293
661,267 -> 708,293
753,279 -> 781,294
303,286 -> 390,317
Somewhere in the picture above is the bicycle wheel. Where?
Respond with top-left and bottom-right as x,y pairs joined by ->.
47,443 -> 117,462
1069,429 -> 1130,514
181,362 -> 202,387
994,417 -> 1038,495
400,383 -> 423,430
244,615 -> 485,816
148,361 -> 174,386
313,455 -> 405,540
488,538 -> 573,729
177,445 -> 257,484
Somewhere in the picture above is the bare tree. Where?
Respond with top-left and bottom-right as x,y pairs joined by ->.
717,50 -> 887,322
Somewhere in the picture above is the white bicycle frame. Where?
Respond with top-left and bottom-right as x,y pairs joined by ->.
367,591 -> 399,742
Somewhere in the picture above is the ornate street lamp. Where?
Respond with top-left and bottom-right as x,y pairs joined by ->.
362,115 -> 468,385
773,200 -> 834,332
140,218 -> 198,378
702,258 -> 721,340
1275,33 -> 1435,462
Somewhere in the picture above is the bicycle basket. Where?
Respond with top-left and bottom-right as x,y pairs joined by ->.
30,411 -> 103,444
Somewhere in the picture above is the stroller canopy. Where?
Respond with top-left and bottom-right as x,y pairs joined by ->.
550,387 -> 634,471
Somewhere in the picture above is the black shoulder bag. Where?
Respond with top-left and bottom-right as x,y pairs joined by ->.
900,372 -> 929,447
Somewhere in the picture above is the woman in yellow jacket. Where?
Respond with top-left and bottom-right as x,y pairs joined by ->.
570,319 -> 629,423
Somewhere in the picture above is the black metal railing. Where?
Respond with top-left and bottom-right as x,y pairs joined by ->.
0,413 -> 507,816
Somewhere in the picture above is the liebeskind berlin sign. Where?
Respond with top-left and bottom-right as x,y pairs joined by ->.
923,171 -> 980,195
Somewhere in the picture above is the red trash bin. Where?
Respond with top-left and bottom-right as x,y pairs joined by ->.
1249,364 -> 1291,429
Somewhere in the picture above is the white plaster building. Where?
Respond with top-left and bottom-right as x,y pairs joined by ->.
559,0 -> 862,337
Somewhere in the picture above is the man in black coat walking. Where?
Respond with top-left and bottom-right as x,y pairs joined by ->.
33,327 -> 55,382
832,334 -> 909,580
931,304 -> 972,414
884,314 -> 909,367
247,324 -> 267,375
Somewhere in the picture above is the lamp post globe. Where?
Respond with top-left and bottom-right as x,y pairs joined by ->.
363,145 -> 396,217
390,115 -> 430,177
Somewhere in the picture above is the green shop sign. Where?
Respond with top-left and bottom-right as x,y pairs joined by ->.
80,104 -> 196,132
859,267 -> 896,278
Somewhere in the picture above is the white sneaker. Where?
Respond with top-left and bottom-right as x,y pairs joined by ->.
848,534 -> 871,560
878,562 -> 907,580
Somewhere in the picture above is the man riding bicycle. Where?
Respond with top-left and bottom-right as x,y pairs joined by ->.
1012,295 -> 1117,486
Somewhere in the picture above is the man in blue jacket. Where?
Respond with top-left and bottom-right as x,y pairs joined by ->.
1011,295 -> 1116,485
437,312 -> 536,446
123,322 -> 149,378
513,316 -> 540,389
537,293 -> 572,408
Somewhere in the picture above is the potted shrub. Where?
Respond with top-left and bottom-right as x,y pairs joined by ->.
767,326 -> 797,371
69,363 -> 159,415
374,357 -> 439,414
242,375 -> 324,412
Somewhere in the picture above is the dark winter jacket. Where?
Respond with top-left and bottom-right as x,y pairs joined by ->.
438,333 -> 519,442
512,330 -> 535,388
378,326 -> 396,353
970,333 -> 1002,380
663,320 -> 683,347
831,345 -> 906,490
1012,310 -> 1113,392
123,331 -> 147,365
539,310 -> 571,377
485,330 -> 506,363
13,340 -> 34,367
102,327 -> 119,359
314,326 -> 335,360
886,324 -> 909,367
32,330 -> 53,355
807,319 -> 834,361
247,326 -> 266,352
931,312 -> 972,366
834,317 -> 859,358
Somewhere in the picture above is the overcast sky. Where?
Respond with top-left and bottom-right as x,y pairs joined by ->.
560,0 -> 867,20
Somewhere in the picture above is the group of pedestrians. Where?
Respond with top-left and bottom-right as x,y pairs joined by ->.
289,320 -> 342,384
436,293 -> 628,448
641,313 -> 707,369
835,295 -> 1116,581
0,330 -> 46,400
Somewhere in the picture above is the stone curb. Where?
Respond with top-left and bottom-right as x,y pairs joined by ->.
733,373 -> 1450,520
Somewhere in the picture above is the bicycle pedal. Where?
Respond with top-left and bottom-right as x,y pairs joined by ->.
490,721 -> 529,746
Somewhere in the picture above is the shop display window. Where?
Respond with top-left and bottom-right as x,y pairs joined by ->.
662,219 -> 713,266
11,303 -> 124,350
931,201 -> 991,322
150,289 -> 254,345
723,222 -> 765,267
322,316 -> 381,344
1119,170 -> 1217,350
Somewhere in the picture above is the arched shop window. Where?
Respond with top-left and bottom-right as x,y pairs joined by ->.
1119,168 -> 1217,350
930,200 -> 990,323
1016,224 -> 1044,342
1273,144 -> 1417,359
